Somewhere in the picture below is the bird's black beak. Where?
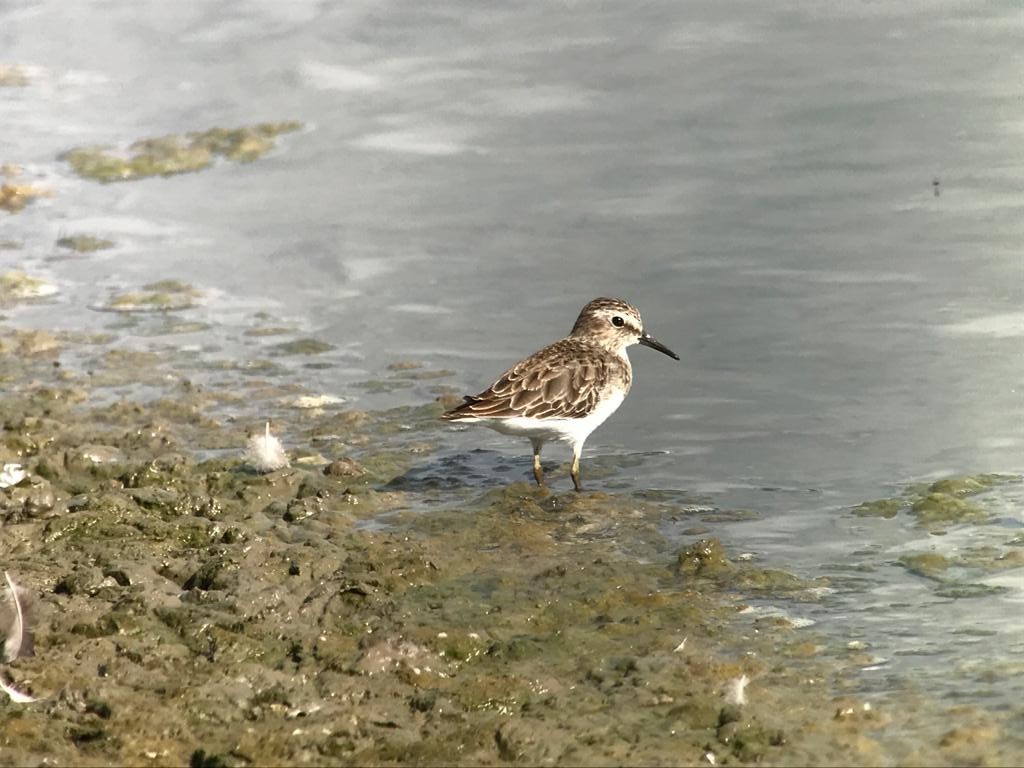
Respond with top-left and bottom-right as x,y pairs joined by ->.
639,331 -> 680,360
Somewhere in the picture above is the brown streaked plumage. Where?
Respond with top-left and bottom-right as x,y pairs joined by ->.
441,297 -> 679,491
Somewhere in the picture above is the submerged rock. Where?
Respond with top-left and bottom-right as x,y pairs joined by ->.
323,458 -> 365,478
898,552 -> 951,580
56,235 -> 115,253
268,338 -> 335,356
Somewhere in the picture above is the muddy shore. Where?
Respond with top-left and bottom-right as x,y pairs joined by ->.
0,319 -> 1020,767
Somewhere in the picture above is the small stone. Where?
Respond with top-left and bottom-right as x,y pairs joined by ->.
284,497 -> 321,522
19,479 -> 57,517
323,458 -> 365,478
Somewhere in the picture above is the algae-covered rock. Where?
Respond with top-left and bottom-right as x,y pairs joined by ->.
189,125 -> 290,162
673,537 -> 818,597
675,538 -> 733,577
0,271 -> 58,300
853,474 -> 1020,530
61,121 -> 303,183
898,552 -> 951,580
0,182 -> 49,213
733,567 -> 817,596
911,493 -> 987,528
852,498 -> 902,518
926,475 -> 1003,497
95,280 -> 202,313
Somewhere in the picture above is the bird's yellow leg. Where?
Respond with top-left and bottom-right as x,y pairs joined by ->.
531,440 -> 545,487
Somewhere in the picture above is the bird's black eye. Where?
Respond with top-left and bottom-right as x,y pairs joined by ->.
611,316 -> 625,327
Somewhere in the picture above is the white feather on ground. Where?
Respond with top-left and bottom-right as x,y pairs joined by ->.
1,572 -> 38,704
245,422 -> 290,473
0,463 -> 26,488
3,571 -> 33,662
0,674 -> 37,703
725,674 -> 749,706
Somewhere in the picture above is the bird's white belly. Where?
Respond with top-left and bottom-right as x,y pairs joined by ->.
470,391 -> 627,448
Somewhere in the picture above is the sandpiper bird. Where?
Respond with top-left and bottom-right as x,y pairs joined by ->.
441,297 -> 679,491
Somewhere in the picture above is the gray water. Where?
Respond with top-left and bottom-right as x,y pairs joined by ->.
3,0 -> 1023,720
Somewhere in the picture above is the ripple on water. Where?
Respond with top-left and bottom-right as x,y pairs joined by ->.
938,311 -> 1024,339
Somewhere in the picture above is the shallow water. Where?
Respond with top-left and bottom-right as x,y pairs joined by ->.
3,0 -> 1022,735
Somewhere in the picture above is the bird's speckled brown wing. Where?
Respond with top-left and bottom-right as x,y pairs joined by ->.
441,338 -> 630,421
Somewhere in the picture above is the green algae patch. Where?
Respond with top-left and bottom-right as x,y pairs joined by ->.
61,121 -> 303,183
189,123 -> 302,162
62,138 -> 211,182
95,280 -> 202,313
852,473 -> 1021,531
56,235 -> 115,252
